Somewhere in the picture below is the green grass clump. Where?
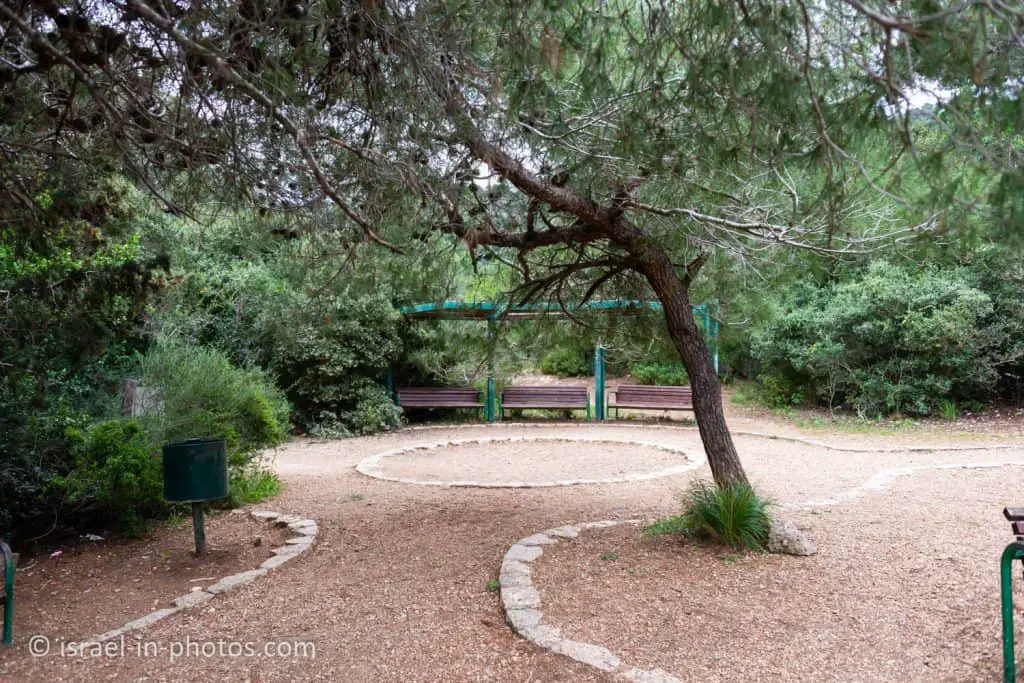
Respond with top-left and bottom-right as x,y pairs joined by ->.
643,515 -> 688,538
679,480 -> 771,551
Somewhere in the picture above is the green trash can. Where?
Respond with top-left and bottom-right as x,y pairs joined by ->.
163,438 -> 228,503
162,438 -> 228,555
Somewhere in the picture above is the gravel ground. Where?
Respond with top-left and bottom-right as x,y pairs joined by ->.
1,410 -> 1022,682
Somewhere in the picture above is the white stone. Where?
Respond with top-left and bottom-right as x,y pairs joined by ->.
546,526 -> 580,539
623,668 -> 684,683
95,607 -> 179,640
274,544 -> 308,556
262,554 -> 298,571
250,511 -> 280,520
499,560 -> 532,588
173,591 -> 213,609
502,586 -> 541,610
286,535 -> 315,545
274,514 -> 303,526
767,517 -> 818,556
505,544 -> 543,563
287,519 -> 317,529
551,639 -> 621,673
517,533 -> 557,546
205,568 -> 268,595
519,624 -> 561,647
506,608 -> 542,630
293,524 -> 318,537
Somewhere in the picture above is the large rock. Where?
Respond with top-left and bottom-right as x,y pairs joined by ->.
767,517 -> 817,556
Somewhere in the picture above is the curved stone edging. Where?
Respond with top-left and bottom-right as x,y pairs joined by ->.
500,519 -> 682,683
355,436 -> 705,488
399,422 -> 1023,454
87,510 -> 317,644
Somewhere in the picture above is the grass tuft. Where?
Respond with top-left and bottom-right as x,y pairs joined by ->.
679,480 -> 771,551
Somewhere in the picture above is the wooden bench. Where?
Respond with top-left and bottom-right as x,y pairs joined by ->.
1,540 -> 14,646
396,387 -> 484,414
608,385 -> 693,418
501,386 -> 590,420
1006,508 -> 1024,537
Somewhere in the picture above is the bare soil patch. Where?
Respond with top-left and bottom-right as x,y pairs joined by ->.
375,438 -> 689,484
0,510 -> 288,648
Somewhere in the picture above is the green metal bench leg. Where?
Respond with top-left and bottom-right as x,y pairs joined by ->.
2,541 -> 13,647
1002,542 -> 1024,682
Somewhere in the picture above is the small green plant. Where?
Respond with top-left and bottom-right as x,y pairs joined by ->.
938,399 -> 959,421
643,515 -> 688,538
718,553 -> 742,566
225,466 -> 281,506
680,480 -> 771,551
485,579 -> 500,593
167,509 -> 189,529
348,493 -> 365,502
599,551 -> 619,561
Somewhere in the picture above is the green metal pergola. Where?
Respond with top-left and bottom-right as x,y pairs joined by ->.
393,299 -> 719,422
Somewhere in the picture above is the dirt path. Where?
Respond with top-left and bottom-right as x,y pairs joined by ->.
1,412 -> 1023,682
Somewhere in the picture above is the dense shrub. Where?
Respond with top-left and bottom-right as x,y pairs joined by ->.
679,480 -> 771,551
138,343 -> 290,462
63,419 -> 164,536
751,262 -> 999,416
539,346 -> 589,377
630,363 -> 689,386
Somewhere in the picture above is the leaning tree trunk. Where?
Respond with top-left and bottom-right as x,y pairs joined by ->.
640,250 -> 750,489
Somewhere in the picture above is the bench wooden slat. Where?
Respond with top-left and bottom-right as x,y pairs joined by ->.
397,387 -> 483,408
501,386 -> 589,410
610,384 -> 693,411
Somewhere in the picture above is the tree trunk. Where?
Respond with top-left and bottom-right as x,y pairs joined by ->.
640,249 -> 751,489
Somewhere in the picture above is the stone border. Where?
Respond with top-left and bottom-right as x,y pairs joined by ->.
355,436 -> 705,488
87,510 -> 317,644
500,519 -> 682,683
400,422 -> 1023,454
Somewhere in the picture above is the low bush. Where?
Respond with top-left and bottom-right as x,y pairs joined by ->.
340,383 -> 403,434
679,480 -> 771,551
539,346 -> 589,377
138,342 -> 290,463
62,419 -> 164,536
630,363 -> 689,386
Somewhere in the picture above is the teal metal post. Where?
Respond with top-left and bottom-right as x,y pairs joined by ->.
594,345 -> 606,421
385,365 -> 394,399
2,540 -> 13,647
486,317 -> 497,422
1002,542 -> 1024,682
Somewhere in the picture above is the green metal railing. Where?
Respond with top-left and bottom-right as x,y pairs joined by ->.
1,540 -> 13,647
1002,506 -> 1024,681
1002,540 -> 1024,682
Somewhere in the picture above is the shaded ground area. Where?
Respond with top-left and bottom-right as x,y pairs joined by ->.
0,406 -> 1022,681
